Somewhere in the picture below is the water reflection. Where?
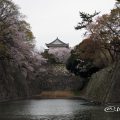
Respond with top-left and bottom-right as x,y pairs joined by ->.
0,99 -> 119,120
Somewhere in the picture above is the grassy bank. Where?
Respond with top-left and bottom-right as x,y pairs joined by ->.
33,90 -> 84,99
34,91 -> 74,99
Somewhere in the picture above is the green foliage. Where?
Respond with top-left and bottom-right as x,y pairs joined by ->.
75,11 -> 99,30
73,91 -> 81,96
0,42 -> 10,59
18,20 -> 35,42
0,0 -> 35,45
116,0 -> 120,2
73,0 -> 120,73
66,38 -> 101,78
0,0 -> 36,64
41,51 -> 58,64
66,53 -> 99,78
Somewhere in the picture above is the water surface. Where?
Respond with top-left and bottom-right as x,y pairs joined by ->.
0,99 -> 119,120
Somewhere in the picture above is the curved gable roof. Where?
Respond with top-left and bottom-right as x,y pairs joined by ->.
46,37 -> 69,48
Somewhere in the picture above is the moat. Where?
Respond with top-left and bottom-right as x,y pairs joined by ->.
0,99 -> 120,120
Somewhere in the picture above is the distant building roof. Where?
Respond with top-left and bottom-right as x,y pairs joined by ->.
46,37 -> 69,48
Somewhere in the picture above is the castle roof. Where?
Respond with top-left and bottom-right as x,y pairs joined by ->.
46,37 -> 69,48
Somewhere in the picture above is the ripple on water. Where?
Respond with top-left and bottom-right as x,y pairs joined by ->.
0,99 -> 120,120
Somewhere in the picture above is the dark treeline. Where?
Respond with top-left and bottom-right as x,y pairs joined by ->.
0,0 -> 119,102
66,0 -> 120,78
0,0 -> 47,100
0,0 -> 82,101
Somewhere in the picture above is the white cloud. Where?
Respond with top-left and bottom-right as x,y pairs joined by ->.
13,0 -> 115,50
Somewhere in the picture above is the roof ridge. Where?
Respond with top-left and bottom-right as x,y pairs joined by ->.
46,37 -> 68,45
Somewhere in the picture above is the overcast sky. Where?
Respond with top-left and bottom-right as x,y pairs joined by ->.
13,0 -> 115,50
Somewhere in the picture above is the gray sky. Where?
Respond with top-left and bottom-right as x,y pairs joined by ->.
13,0 -> 115,50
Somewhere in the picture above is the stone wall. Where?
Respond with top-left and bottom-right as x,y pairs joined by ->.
0,60 -> 29,101
82,62 -> 120,103
34,64 -> 84,91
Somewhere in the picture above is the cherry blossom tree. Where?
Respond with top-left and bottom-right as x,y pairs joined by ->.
48,48 -> 71,63
75,1 -> 120,62
0,0 -> 47,66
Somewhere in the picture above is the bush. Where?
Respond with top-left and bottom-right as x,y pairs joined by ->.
66,38 -> 101,78
66,54 -> 99,78
41,51 -> 58,64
